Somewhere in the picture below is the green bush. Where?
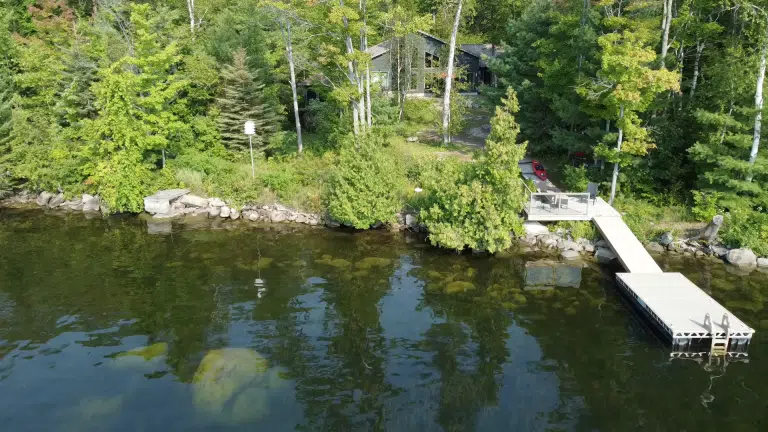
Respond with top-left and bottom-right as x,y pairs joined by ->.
562,165 -> 589,192
326,133 -> 405,228
419,88 -> 527,252
721,209 -> 768,256
691,190 -> 723,222
403,98 -> 439,125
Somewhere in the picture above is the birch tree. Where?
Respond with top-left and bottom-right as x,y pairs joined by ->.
442,0 -> 463,144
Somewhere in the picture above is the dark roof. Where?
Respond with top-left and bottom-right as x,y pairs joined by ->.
367,31 -> 498,61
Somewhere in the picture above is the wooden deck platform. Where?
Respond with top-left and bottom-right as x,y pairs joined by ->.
616,273 -> 755,353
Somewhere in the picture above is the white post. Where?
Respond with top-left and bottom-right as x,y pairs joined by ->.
244,121 -> 256,179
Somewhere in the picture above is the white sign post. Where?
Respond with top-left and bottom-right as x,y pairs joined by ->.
244,120 -> 256,179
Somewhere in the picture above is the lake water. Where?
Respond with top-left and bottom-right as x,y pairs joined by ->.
1,210 -> 766,431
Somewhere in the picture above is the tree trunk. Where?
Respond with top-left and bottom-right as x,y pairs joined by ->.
690,40 -> 703,100
186,0 -> 195,32
609,105 -> 624,205
660,0 -> 673,68
366,67 -> 372,126
442,0 -> 463,144
340,0 -> 360,135
748,34 -> 767,182
577,0 -> 589,76
361,0 -> 372,127
282,20 -> 303,153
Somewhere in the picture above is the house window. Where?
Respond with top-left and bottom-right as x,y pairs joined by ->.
425,52 -> 440,68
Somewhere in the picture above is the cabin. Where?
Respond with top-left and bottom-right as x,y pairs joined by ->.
367,31 -> 498,95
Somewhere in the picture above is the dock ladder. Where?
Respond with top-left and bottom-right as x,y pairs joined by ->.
706,313 -> 731,356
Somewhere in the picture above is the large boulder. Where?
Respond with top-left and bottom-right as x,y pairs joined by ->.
248,212 -> 259,222
269,210 -> 287,223
405,214 -> 418,229
523,221 -> 550,237
36,191 -> 54,206
230,209 -> 240,220
557,238 -> 583,252
47,193 -> 65,208
219,206 -> 231,218
577,238 -> 595,253
207,206 -> 220,218
758,258 -> 768,268
180,194 -> 209,208
82,195 -> 101,212
594,247 -> 617,264
193,348 -> 280,424
726,248 -> 757,267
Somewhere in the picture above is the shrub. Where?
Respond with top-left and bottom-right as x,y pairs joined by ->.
721,209 -> 768,256
562,165 -> 589,192
325,133 -> 405,228
419,88 -> 527,252
691,190 -> 723,222
403,98 -> 439,125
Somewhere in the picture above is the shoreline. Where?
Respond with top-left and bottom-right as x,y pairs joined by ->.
2,190 -> 766,273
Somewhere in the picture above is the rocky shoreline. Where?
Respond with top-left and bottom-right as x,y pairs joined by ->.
2,190 -> 766,271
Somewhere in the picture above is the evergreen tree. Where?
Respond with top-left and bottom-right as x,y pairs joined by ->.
215,48 -> 278,152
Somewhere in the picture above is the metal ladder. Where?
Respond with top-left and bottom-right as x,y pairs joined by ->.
705,313 -> 730,356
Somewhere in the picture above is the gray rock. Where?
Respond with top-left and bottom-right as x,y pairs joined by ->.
171,201 -> 185,211
539,236 -> 559,250
296,214 -> 308,224
308,216 -> 320,226
709,245 -> 729,257
658,231 -> 674,246
594,247 -> 617,264
270,211 -> 287,223
325,219 -> 340,228
248,212 -> 259,222
726,248 -> 757,267
699,215 -> 724,242
47,193 -> 65,208
36,192 -> 54,206
757,258 -> 768,268
523,221 -> 550,237
83,196 -> 101,212
82,194 -> 94,203
594,239 -> 608,248
645,242 -> 665,253
209,197 -> 226,207
219,206 -> 231,218
287,212 -> 298,222
405,214 -> 418,228
143,189 -> 189,215
557,239 -> 583,252
561,250 -> 581,260
180,194 -> 209,208
208,206 -> 220,218
695,249 -> 706,257
406,136 -> 418,142
99,203 -> 110,214
230,209 -> 240,220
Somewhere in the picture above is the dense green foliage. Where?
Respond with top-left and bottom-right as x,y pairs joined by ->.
420,88 -> 526,252
326,134 -> 405,228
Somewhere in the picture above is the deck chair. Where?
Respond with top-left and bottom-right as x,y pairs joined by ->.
559,195 -> 569,210
587,182 -> 599,205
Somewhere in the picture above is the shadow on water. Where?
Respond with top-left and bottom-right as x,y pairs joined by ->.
0,209 -> 767,431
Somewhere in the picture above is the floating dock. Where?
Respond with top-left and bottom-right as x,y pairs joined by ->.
616,273 -> 754,355
520,168 -> 755,356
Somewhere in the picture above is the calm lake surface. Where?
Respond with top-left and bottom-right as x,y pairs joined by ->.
1,210 -> 766,431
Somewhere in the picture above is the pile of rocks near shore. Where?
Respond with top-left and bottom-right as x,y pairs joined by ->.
519,221 -> 613,263
1,190 -> 105,213
647,232 -> 768,269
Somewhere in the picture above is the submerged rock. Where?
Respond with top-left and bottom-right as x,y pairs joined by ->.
116,342 -> 168,361
193,348 -> 278,423
444,281 -> 476,294
355,257 -> 391,269
316,255 -> 351,268
561,250 -> 580,260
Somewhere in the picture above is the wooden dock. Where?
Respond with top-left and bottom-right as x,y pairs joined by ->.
520,171 -> 755,356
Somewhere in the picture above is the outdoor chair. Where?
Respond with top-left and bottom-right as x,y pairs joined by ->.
587,182 -> 599,205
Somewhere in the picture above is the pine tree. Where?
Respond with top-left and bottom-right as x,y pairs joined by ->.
216,48 -> 278,152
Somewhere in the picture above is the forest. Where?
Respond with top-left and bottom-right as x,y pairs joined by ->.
0,0 -> 766,255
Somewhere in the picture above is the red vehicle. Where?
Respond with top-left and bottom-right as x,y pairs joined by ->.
531,160 -> 548,181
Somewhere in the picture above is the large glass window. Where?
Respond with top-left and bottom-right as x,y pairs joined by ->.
425,52 -> 440,68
